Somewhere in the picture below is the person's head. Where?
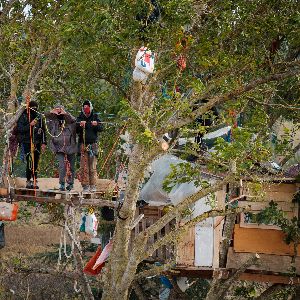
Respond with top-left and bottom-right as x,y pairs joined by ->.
82,100 -> 93,116
53,104 -> 65,115
28,100 -> 38,110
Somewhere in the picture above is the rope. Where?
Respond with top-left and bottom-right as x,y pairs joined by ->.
99,124 -> 127,174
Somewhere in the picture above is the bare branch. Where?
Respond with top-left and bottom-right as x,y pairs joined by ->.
165,66 -> 300,133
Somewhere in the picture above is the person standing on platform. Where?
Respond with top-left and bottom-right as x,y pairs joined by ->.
45,105 -> 77,191
76,100 -> 103,192
17,100 -> 47,189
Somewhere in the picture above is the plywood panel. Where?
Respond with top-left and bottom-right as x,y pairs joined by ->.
233,225 -> 300,256
238,201 -> 297,212
195,220 -> 214,267
176,226 -> 195,266
227,247 -> 300,274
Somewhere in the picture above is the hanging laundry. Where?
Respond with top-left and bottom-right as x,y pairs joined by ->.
80,212 -> 98,237
0,202 -> 18,221
92,239 -> 113,270
83,246 -> 105,276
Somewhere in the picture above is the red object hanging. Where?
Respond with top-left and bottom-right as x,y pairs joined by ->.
83,246 -> 105,276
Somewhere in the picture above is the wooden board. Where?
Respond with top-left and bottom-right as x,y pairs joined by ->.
176,226 -> 195,266
238,200 -> 297,212
233,225 -> 300,256
10,177 -> 115,193
239,273 -> 300,285
227,247 -> 300,274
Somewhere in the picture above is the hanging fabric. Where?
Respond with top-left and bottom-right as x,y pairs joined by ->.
92,239 -> 113,270
83,246 -> 105,276
80,211 -> 98,237
0,202 -> 18,221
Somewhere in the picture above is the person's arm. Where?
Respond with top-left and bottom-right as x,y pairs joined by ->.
17,114 -> 30,134
91,114 -> 103,132
41,117 -> 47,145
64,112 -> 76,124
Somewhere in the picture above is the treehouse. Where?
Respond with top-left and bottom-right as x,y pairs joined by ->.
134,177 -> 300,285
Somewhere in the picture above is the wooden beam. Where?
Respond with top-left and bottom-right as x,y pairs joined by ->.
169,267 -> 300,284
13,194 -> 117,207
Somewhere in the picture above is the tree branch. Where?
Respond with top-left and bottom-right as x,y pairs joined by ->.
165,66 -> 300,132
143,206 -> 249,260
205,253 -> 260,300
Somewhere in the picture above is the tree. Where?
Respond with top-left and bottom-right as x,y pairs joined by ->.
1,0 -> 299,299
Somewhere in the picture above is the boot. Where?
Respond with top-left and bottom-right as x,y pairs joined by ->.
66,183 -> 74,191
26,180 -> 33,189
90,185 -> 97,192
59,182 -> 65,191
82,185 -> 90,192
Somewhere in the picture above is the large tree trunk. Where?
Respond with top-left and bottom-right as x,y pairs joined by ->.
101,143 -> 150,300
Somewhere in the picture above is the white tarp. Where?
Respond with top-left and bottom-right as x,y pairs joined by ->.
140,155 -> 201,206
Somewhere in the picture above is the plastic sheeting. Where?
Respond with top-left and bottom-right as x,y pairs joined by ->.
140,155 -> 201,206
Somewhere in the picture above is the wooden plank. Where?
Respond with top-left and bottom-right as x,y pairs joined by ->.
233,225 -> 300,256
264,191 -> 295,202
239,273 -> 300,285
0,187 -> 8,196
11,177 -> 116,193
13,194 -> 116,207
213,216 -> 224,267
227,247 -> 300,274
176,226 -> 195,266
238,200 -> 297,212
239,211 -> 297,230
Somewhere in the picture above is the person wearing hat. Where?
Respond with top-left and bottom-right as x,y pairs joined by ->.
76,100 -> 103,192
17,100 -> 47,189
45,105 -> 77,191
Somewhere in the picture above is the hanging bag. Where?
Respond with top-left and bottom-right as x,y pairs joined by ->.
80,212 -> 98,237
0,202 -> 18,221
135,47 -> 155,74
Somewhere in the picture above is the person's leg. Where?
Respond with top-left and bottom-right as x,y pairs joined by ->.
56,152 -> 66,190
80,150 -> 90,191
23,143 -> 32,188
32,144 -> 41,188
66,154 -> 75,191
89,155 -> 98,192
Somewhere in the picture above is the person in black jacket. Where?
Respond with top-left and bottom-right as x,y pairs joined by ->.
76,100 -> 103,192
17,101 -> 46,189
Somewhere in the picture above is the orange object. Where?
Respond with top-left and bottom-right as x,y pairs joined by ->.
234,224 -> 300,256
0,202 -> 18,221
83,246 -> 105,276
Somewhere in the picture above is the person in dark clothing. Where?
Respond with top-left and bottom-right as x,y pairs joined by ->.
45,105 -> 77,191
17,100 -> 47,189
76,100 -> 103,192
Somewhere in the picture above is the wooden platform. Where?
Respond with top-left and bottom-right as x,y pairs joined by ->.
4,177 -> 118,207
227,247 -> 300,274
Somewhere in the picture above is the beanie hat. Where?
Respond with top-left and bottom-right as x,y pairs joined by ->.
29,100 -> 38,108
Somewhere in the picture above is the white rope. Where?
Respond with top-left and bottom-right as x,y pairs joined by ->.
73,280 -> 81,293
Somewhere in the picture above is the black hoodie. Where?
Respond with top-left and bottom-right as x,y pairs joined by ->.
76,101 -> 103,144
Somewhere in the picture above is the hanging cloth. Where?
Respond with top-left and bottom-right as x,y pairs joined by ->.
83,246 -> 105,276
